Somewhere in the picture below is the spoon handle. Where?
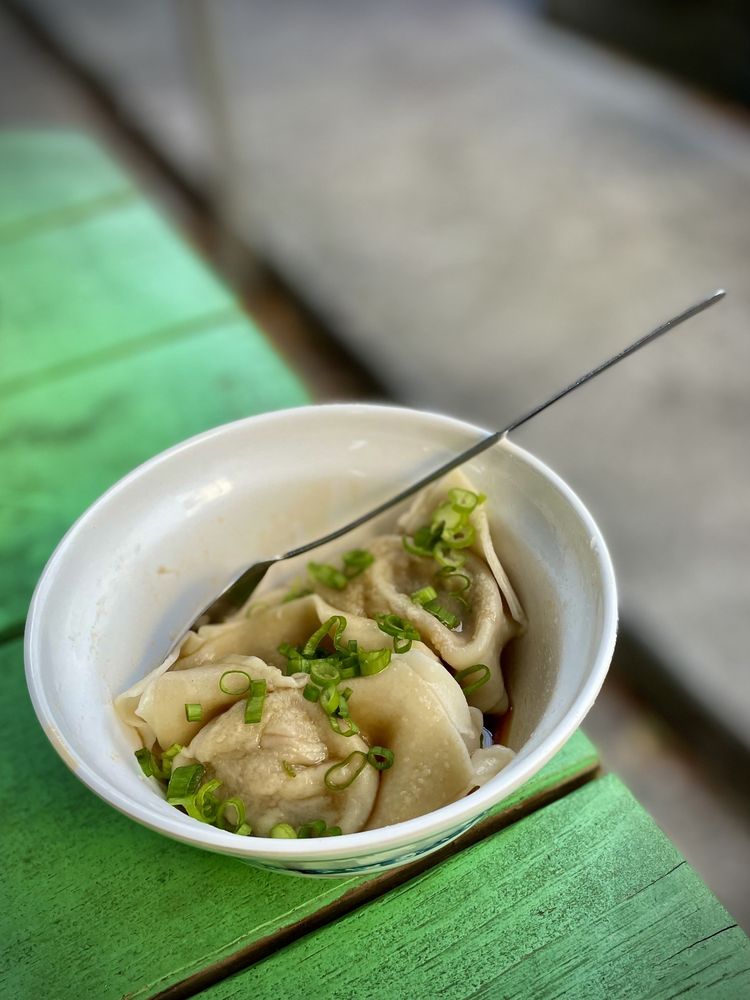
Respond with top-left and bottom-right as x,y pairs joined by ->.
283,288 -> 725,561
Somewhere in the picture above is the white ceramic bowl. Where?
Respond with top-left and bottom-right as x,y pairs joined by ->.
26,404 -> 617,876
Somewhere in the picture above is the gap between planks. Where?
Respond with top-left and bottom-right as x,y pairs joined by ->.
0,186 -> 138,245
148,762 -> 600,1000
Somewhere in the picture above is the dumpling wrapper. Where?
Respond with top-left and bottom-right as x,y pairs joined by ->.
311,536 -> 513,713
397,468 -> 526,627
173,688 -> 378,836
345,648 -> 513,829
115,654 -> 306,750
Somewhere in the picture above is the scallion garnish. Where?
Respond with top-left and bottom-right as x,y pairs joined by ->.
236,822 -> 253,836
329,715 -> 360,737
184,702 -> 202,723
217,797 -> 247,833
430,501 -> 464,535
282,583 -> 313,603
403,488 -> 483,568
402,522 -> 444,558
167,763 -> 205,803
319,685 -> 341,716
359,648 -> 392,676
375,613 -> 421,653
448,487 -> 485,513
303,616 -> 347,657
297,819 -> 327,838
442,523 -> 475,549
423,598 -> 460,630
324,751 -> 368,791
270,823 -> 298,838
367,746 -> 395,770
342,548 -> 375,577
434,543 -> 466,569
411,585 -> 438,607
455,663 -> 491,696
303,682 -> 321,702
195,778 -> 223,823
308,562 -> 348,590
323,826 -> 343,837
310,661 -> 341,687
244,679 -> 267,724
282,760 -> 298,778
219,670 -> 252,696
134,747 -> 155,777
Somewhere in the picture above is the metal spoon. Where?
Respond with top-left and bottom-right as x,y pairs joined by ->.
179,289 -> 725,632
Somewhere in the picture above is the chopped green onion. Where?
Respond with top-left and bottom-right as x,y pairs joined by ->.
195,778 -> 223,823
329,715 -> 361,737
302,616 -> 347,657
437,568 -> 471,590
323,826 -> 342,837
270,823 -> 298,839
423,598 -> 460,630
411,585 -> 438,607
236,822 -> 253,836
367,746 -> 395,771
297,819 -> 327,838
434,543 -> 466,569
455,663 -> 491,696
244,679 -> 267,724
311,661 -> 341,686
324,751 -> 368,791
282,584 -> 313,603
442,523 -> 475,549
167,763 -> 205,802
308,562 -> 348,590
282,760 -> 298,778
342,548 -> 375,577
154,742 -> 184,779
359,648 -> 392,676
319,685 -> 341,717
184,702 -> 202,723
430,501 -> 464,534
303,682 -> 321,702
134,747 -> 155,777
217,797 -> 246,833
219,670 -> 252,696
375,613 -> 421,653
402,522 -> 444,558
448,487 -> 484,513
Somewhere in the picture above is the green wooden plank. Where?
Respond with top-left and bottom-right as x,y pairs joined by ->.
0,634 -> 598,1000
205,776 -> 749,1000
0,130 -> 133,235
0,196 -> 238,390
0,317 -> 309,632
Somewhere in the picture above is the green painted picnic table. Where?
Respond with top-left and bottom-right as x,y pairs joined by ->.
1,131 -> 748,1000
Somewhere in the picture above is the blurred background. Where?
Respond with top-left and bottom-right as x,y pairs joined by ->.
1,0 -> 748,923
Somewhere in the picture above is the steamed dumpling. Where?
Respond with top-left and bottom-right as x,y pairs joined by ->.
398,468 -> 526,626
116,655 -> 306,750
173,686 -> 378,835
345,647 -> 512,828
314,535 -> 513,713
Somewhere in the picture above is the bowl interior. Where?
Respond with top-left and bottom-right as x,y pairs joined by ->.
27,404 -> 614,856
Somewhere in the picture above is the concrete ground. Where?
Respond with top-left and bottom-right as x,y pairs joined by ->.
2,2 -> 749,928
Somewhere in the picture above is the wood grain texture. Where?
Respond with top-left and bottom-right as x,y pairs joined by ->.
202,775 -> 750,1000
0,130 -> 133,236
0,317 -> 309,632
0,196 -> 239,391
0,637 -> 598,1000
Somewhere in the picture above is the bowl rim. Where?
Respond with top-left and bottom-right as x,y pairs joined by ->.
25,402 -> 617,860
